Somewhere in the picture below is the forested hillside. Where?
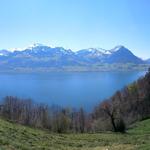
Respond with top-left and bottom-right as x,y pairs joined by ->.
92,68 -> 150,132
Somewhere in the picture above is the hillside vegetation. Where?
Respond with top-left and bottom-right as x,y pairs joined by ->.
0,118 -> 149,150
92,69 -> 150,132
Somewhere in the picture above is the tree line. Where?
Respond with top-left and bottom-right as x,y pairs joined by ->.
0,97 -> 90,133
0,69 -> 150,133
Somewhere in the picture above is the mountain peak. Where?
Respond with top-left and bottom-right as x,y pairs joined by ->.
27,43 -> 49,49
0,49 -> 11,56
77,48 -> 104,56
111,45 -> 126,52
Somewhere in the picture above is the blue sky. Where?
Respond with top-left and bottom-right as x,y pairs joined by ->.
0,0 -> 150,59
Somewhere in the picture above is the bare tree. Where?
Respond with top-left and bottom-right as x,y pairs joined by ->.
101,100 -> 117,132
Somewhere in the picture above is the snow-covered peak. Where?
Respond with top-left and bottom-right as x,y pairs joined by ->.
76,48 -> 105,57
95,48 -> 112,55
8,43 -> 48,52
77,45 -> 128,56
0,49 -> 11,56
85,48 -> 113,55
110,45 -> 125,53
87,48 -> 101,53
27,43 -> 49,49
33,43 -> 45,47
55,47 -> 66,51
53,47 -> 75,56
83,48 -> 105,53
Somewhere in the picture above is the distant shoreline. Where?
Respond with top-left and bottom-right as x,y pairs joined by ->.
0,64 -> 149,73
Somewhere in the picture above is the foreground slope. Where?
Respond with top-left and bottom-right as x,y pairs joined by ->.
0,118 -> 149,150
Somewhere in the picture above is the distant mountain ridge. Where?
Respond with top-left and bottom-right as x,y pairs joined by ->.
0,44 -> 148,71
146,59 -> 150,64
77,45 -> 144,64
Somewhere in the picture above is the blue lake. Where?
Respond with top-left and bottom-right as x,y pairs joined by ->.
0,71 -> 146,111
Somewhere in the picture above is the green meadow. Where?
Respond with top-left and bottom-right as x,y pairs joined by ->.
0,118 -> 149,150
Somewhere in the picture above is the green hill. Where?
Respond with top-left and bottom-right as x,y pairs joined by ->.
0,118 -> 149,150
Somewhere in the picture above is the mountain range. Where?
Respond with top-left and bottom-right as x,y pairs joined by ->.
0,44 -> 149,71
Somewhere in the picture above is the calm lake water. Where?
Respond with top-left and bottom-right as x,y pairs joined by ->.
0,71 -> 146,111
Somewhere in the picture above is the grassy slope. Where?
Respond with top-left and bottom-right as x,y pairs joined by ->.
0,119 -> 149,150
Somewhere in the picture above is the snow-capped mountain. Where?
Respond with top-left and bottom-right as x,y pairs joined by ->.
0,49 -> 11,56
0,44 -> 145,69
104,46 -> 144,64
76,48 -> 106,63
13,44 -> 74,56
76,45 -> 144,64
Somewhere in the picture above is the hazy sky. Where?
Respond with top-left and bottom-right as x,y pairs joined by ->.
0,0 -> 150,59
